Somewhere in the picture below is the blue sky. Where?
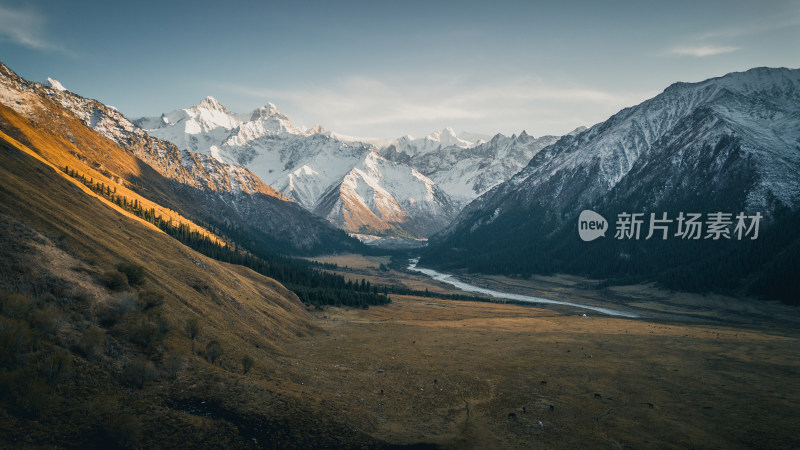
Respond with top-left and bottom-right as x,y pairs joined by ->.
1,0 -> 798,138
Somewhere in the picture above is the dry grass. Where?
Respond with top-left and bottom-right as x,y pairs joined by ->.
0,99 -> 222,243
308,253 -> 391,270
0,116 -> 392,447
3,90 -> 798,448
309,253 -> 471,296
286,295 -> 800,448
289,254 -> 800,448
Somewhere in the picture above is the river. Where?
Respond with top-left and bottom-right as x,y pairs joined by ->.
407,258 -> 640,318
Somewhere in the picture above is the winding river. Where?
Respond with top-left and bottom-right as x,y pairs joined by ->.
407,258 -> 640,318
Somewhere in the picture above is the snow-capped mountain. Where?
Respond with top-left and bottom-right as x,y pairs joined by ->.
0,63 -> 363,254
45,77 -> 67,92
387,127 -> 487,158
137,100 -> 458,237
422,67 -> 800,302
455,67 -> 800,221
134,97 -> 309,157
383,129 -> 574,206
314,151 -> 458,237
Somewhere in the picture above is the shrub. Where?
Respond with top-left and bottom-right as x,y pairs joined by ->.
40,349 -> 73,385
154,315 -> 172,334
115,292 -> 140,315
77,326 -> 105,359
120,359 -> 155,389
164,355 -> 183,379
205,340 -> 222,364
0,317 -> 33,362
101,271 -> 128,291
185,318 -> 200,340
96,293 -> 138,327
0,293 -> 35,319
242,355 -> 254,374
0,368 -> 50,418
29,307 -> 60,338
96,303 -> 123,327
116,262 -> 145,287
138,290 -> 164,310
128,319 -> 165,349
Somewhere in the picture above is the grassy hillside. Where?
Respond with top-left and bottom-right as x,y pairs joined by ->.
0,61 -> 369,256
0,116 -> 395,447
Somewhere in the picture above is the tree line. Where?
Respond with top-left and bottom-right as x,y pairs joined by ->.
63,166 -> 390,308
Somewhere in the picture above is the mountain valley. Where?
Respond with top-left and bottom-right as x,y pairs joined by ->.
1,59 -> 799,449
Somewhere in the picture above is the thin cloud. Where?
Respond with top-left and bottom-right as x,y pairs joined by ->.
697,11 -> 800,40
0,4 -> 70,54
664,45 -> 740,57
218,76 -> 650,138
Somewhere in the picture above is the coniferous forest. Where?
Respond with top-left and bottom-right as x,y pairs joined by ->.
63,166 -> 390,308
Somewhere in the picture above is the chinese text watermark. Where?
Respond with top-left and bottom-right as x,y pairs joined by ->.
579,210 -> 762,242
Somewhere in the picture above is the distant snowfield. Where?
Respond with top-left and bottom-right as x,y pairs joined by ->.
407,258 -> 640,318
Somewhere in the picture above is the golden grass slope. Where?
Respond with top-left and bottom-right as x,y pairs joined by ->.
0,108 -> 401,447
0,95 -> 222,243
0,114 -> 314,357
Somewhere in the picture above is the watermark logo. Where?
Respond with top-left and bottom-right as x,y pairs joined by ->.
578,210 -> 608,241
578,210 -> 763,241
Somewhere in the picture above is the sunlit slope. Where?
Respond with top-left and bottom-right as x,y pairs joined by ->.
0,120 -> 315,352
0,61 -> 365,255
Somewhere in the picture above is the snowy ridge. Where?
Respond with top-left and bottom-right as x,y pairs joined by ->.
436,67 -> 800,241
316,152 -> 457,236
138,100 -> 459,237
387,127 -> 485,158
45,77 -> 66,92
382,129 -> 567,206
134,97 -> 308,157
0,61 -> 368,254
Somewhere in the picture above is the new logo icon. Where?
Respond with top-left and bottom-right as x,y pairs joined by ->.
578,210 -> 607,241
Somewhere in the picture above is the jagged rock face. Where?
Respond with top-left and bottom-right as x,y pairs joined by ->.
138,101 -> 459,237
422,67 -> 800,302
382,129 -> 570,207
138,100 -> 573,238
436,67 -> 800,239
0,62 -> 363,255
313,151 -> 459,237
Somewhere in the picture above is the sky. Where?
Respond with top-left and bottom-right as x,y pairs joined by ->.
1,0 -> 798,139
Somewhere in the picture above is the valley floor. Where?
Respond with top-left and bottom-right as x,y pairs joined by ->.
296,254 -> 800,448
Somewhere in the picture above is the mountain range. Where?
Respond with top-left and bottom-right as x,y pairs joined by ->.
0,63 -> 363,256
136,101 -> 562,238
4,59 -> 798,302
381,127 -> 585,205
422,67 -> 800,303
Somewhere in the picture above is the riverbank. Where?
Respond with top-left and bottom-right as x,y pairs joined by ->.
309,253 -> 800,327
407,258 -> 641,318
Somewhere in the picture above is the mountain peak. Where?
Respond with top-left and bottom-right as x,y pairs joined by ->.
197,96 -> 228,112
46,77 -> 67,92
663,66 -> 800,100
420,127 -> 475,149
427,127 -> 457,141
250,102 -> 284,121
567,126 -> 587,136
